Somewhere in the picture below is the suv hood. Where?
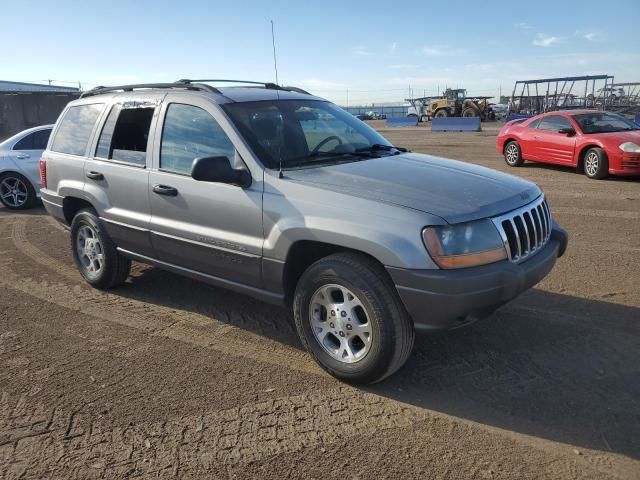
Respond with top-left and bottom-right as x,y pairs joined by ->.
284,153 -> 541,224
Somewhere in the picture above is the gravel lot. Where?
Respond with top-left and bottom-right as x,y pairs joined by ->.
1,123 -> 639,479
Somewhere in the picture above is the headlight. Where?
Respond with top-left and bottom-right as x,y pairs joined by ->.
619,142 -> 640,153
422,219 -> 507,269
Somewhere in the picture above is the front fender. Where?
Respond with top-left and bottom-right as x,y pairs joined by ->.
263,183 -> 443,270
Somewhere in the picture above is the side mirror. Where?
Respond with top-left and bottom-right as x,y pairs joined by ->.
558,127 -> 576,136
191,156 -> 251,188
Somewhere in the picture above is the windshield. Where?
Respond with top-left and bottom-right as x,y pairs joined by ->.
222,99 -> 394,169
572,112 -> 639,134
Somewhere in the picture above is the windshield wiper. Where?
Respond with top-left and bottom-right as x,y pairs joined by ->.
355,143 -> 408,154
281,151 -> 377,169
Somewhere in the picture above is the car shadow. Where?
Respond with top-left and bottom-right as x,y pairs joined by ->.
115,267 -> 640,459
520,161 -> 640,182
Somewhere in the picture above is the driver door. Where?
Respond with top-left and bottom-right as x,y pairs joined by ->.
531,115 -> 576,164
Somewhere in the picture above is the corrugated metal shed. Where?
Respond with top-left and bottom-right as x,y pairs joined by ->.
0,80 -> 79,93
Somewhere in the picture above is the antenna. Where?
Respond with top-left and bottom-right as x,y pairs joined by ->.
270,20 -> 280,86
271,19 -> 284,179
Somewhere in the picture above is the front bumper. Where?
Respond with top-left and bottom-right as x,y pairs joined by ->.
387,226 -> 568,332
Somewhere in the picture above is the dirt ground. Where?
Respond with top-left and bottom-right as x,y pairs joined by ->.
1,123 -> 639,479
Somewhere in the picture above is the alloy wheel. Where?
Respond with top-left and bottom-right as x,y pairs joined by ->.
585,152 -> 599,176
309,284 -> 372,364
0,177 -> 28,208
76,225 -> 105,279
505,144 -> 519,165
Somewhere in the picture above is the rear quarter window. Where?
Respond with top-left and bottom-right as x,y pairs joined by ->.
50,104 -> 103,156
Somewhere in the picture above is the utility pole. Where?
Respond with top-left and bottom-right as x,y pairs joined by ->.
346,89 -> 349,108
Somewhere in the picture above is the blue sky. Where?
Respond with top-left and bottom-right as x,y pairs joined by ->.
4,0 -> 639,104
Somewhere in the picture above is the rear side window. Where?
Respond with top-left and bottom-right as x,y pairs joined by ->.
538,115 -> 572,132
12,129 -> 50,150
527,118 -> 541,129
50,104 -> 103,156
160,104 -> 235,175
95,104 -> 154,166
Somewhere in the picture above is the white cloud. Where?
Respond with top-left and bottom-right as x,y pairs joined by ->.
390,42 -> 398,53
582,31 -> 604,41
532,33 -> 563,47
351,46 -> 371,56
514,22 -> 533,29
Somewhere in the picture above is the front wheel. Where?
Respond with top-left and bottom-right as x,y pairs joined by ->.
70,208 -> 131,289
583,147 -> 609,180
293,253 -> 414,384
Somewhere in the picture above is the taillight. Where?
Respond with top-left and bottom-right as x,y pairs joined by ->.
39,158 -> 47,188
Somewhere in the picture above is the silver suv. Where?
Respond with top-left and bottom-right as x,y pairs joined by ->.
40,80 -> 568,383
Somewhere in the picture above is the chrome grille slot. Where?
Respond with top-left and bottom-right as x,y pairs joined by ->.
492,195 -> 552,263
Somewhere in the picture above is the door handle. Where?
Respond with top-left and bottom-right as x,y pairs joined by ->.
152,184 -> 178,196
16,153 -> 30,159
86,171 -> 104,180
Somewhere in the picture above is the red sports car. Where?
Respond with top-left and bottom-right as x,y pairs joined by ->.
496,110 -> 640,179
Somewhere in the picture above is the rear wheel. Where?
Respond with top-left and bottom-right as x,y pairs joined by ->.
70,208 -> 131,289
0,172 -> 37,210
434,109 -> 449,118
504,141 -> 524,167
584,147 -> 608,179
293,252 -> 414,384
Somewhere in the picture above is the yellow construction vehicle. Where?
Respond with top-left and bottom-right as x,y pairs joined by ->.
428,88 -> 495,120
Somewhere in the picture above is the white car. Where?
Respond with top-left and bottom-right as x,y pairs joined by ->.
0,125 -> 53,209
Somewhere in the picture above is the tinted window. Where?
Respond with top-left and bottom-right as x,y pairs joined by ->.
13,133 -> 34,150
50,104 -> 103,156
32,129 -> 52,149
12,129 -> 51,150
95,104 -> 153,166
527,118 -> 541,129
160,104 -> 235,175
538,115 -> 572,132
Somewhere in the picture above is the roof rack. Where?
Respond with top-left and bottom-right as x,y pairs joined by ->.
80,82 -> 220,98
79,79 -> 312,99
176,79 -> 310,95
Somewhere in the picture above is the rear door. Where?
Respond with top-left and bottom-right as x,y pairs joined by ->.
147,93 -> 263,287
45,103 -> 106,201
83,93 -> 163,256
9,128 -> 52,189
531,115 -> 576,164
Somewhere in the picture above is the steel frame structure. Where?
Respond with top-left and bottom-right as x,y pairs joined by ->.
508,75 -> 615,115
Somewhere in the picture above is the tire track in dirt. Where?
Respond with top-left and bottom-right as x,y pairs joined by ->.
5,217 -> 319,376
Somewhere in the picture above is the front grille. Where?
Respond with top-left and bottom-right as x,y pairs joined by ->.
491,195 -> 552,263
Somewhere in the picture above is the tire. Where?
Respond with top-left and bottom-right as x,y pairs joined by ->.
293,252 -> 415,384
70,208 -> 131,289
434,109 -> 448,118
583,147 -> 608,180
504,141 -> 524,167
462,108 -> 478,118
0,172 -> 37,210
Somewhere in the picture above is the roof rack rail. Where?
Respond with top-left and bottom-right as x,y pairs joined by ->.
80,82 -> 220,98
176,79 -> 310,95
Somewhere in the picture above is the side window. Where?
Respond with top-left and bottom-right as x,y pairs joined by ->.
14,129 -> 52,150
13,133 -> 34,150
160,104 -> 235,175
538,115 -> 572,132
32,129 -> 52,150
527,118 -> 541,129
95,104 -> 153,166
50,104 -> 103,156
